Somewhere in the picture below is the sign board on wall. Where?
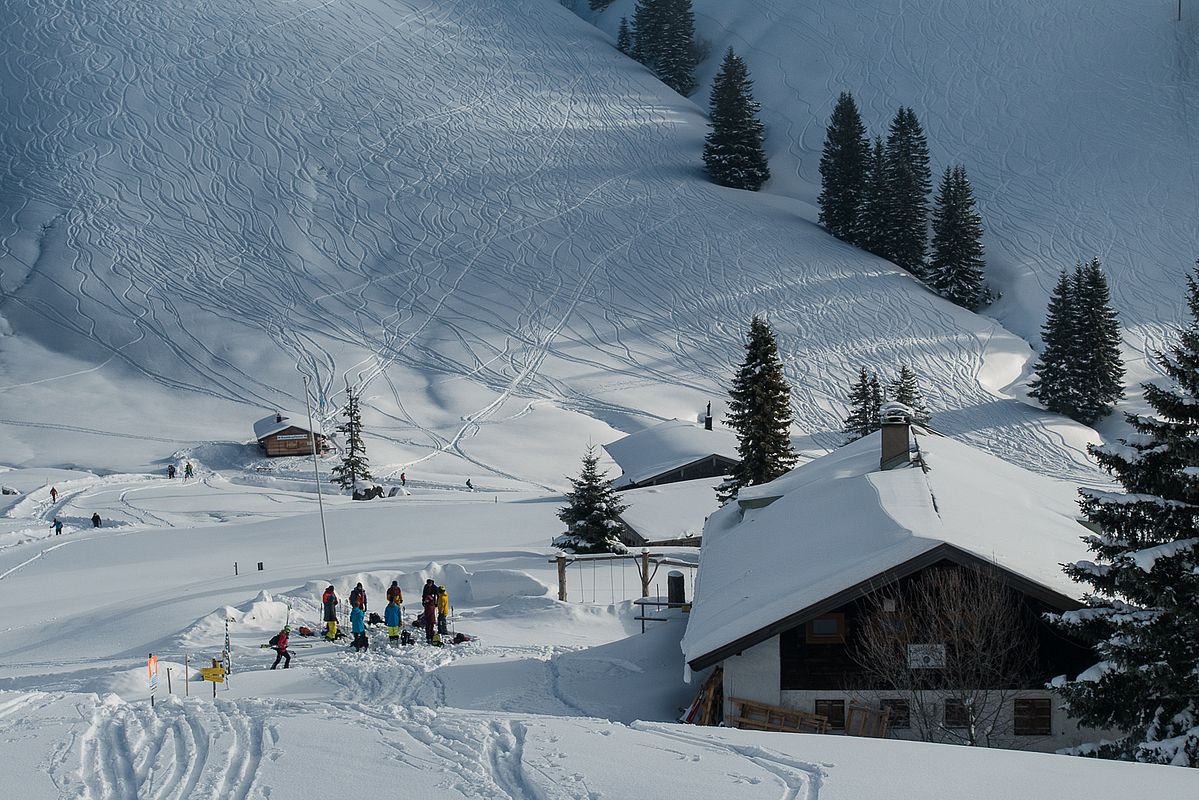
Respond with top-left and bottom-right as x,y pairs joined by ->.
907,643 -> 946,669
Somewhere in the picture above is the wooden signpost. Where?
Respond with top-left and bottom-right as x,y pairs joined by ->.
200,659 -> 227,698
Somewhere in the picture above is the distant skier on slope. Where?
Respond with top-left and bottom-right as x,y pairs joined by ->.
91,512 -> 101,528
49,486 -> 57,503
184,462 -> 194,479
465,478 -> 473,491
322,585 -> 339,640
167,464 -> 176,479
400,472 -> 406,487
51,518 -> 63,535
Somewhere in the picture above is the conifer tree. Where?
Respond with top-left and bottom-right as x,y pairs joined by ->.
843,367 -> 885,441
1028,270 -> 1077,417
330,388 -> 372,491
881,107 -> 932,275
717,316 -> 798,503
553,446 -> 629,554
589,0 -> 616,10
653,0 -> 697,95
703,48 -> 770,191
857,136 -> 888,258
817,92 -> 870,244
928,165 -> 987,309
629,0 -> 661,65
616,16 -> 632,55
1071,257 -> 1125,424
1049,266 -> 1199,766
888,365 -> 932,426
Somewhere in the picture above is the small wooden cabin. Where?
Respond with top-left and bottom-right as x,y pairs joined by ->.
253,412 -> 327,457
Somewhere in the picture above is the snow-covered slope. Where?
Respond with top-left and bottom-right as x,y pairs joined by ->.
0,0 -> 1122,487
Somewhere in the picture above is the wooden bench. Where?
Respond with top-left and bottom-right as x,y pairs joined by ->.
728,697 -> 830,734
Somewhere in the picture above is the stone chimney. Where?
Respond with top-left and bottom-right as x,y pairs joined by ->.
704,402 -> 712,431
879,402 -> 913,470
275,411 -> 283,423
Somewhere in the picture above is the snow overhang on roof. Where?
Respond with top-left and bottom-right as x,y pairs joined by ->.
603,419 -> 739,487
681,429 -> 1093,670
253,411 -> 323,441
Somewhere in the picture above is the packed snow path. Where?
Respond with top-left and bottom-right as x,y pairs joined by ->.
0,0 -> 1114,483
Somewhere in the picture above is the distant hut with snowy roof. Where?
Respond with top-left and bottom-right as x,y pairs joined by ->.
604,412 -> 739,491
253,411 -> 327,457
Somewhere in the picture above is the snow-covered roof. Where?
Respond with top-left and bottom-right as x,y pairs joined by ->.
619,478 -> 722,542
603,420 -> 739,488
681,428 -> 1094,669
253,411 -> 323,441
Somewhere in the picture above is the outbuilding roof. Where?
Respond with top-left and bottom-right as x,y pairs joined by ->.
603,419 -> 739,488
253,411 -> 324,441
681,427 -> 1094,670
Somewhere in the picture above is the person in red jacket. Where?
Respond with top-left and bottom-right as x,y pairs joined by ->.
49,486 -> 57,503
386,580 -> 403,604
271,626 -> 291,669
421,592 -> 438,645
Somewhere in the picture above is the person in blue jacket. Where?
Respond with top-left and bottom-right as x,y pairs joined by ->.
384,597 -> 402,644
350,604 -> 368,652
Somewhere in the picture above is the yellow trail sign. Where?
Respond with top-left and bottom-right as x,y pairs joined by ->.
199,667 -> 226,683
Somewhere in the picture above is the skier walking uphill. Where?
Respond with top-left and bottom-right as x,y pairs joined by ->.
437,586 -> 450,635
384,596 -> 402,644
270,626 -> 292,669
350,604 -> 368,651
322,585 -> 339,641
349,582 -> 367,612
49,486 -> 57,503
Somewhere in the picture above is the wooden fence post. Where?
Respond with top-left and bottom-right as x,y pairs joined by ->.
556,553 -> 568,601
640,549 -> 651,598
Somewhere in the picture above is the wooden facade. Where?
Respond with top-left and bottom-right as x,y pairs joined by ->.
258,426 -> 327,457
622,454 -> 738,490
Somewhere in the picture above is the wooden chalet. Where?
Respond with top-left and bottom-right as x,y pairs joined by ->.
681,406 -> 1114,752
604,415 -> 739,491
253,411 -> 328,457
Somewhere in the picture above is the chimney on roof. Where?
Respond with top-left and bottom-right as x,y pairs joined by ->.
879,402 -> 913,470
704,402 -> 712,431
275,411 -> 283,423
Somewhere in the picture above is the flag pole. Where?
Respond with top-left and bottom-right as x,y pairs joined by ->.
303,374 -> 331,566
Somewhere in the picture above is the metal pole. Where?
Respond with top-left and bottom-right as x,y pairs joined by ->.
303,374 -> 331,566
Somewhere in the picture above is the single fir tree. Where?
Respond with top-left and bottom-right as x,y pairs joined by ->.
1048,265 -> 1199,766
1071,257 -> 1125,424
717,316 -> 798,503
1028,270 -> 1078,417
616,16 -> 632,55
881,107 -> 932,275
857,135 -> 888,257
330,388 -> 372,492
928,165 -> 987,309
553,446 -> 629,554
703,48 -> 770,191
817,92 -> 870,244
842,367 -> 884,441
888,366 -> 932,426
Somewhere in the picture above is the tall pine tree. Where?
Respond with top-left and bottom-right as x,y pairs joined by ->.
330,388 -> 372,492
1028,270 -> 1077,417
817,92 -> 870,244
928,165 -> 987,309
553,446 -> 629,554
857,135 -> 888,258
717,316 -> 798,503
1049,266 -> 1199,766
616,17 -> 632,55
888,365 -> 932,426
881,107 -> 932,276
630,0 -> 696,95
1071,257 -> 1125,424
703,48 -> 770,191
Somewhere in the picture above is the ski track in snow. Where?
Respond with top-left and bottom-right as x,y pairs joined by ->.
0,0 -> 1129,485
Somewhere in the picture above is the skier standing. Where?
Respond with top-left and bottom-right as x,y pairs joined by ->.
49,486 -> 57,503
437,586 -> 450,635
184,462 -> 194,479
350,604 -> 368,651
384,597 -> 402,644
91,512 -> 101,528
322,585 -> 339,640
167,464 -> 176,479
400,472 -> 406,487
270,626 -> 292,669
386,580 -> 403,605
421,591 -> 438,645
51,518 -> 63,535
349,582 -> 367,612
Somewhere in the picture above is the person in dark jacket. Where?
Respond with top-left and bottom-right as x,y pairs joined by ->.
386,580 -> 403,605
421,578 -> 438,604
91,512 -> 101,528
50,486 -> 58,502
322,585 -> 339,640
349,582 -> 367,612
167,464 -> 176,479
421,591 -> 438,645
271,626 -> 291,669
51,518 -> 63,535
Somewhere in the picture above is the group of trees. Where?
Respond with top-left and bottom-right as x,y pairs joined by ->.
616,0 -> 698,96
842,365 -> 932,441
818,93 -> 988,310
1028,258 -> 1125,425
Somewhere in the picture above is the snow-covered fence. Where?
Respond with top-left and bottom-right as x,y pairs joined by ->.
549,549 -> 697,606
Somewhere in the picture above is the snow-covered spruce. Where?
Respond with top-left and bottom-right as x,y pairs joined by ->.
1048,266 -> 1199,767
817,91 -> 869,242
842,367 -> 884,442
703,48 -> 770,191
553,445 -> 629,554
330,387 -> 372,493
927,164 -> 987,310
